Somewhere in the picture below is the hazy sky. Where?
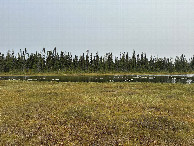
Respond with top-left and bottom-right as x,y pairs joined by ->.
0,0 -> 194,58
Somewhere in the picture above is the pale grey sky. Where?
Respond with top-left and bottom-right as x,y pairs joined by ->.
0,0 -> 194,58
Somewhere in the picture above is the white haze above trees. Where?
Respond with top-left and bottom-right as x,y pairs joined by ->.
0,0 -> 194,58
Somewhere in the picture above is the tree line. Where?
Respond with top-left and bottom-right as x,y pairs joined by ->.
0,48 -> 194,73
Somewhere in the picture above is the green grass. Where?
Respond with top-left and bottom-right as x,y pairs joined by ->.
0,70 -> 194,76
0,81 -> 193,145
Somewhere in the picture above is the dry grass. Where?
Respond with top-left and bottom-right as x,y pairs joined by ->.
0,81 -> 193,145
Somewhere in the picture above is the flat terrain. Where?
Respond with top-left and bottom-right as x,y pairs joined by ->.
1,71 -> 194,76
0,81 -> 193,145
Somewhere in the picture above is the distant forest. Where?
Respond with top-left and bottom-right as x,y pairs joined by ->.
0,48 -> 194,73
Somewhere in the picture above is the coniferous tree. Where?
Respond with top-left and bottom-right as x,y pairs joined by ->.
0,48 -> 193,73
190,56 -> 194,70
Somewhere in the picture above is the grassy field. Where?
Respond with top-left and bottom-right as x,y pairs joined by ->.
0,81 -> 193,145
0,71 -> 194,76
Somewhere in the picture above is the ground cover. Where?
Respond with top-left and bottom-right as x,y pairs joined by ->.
0,81 -> 193,145
0,71 -> 194,76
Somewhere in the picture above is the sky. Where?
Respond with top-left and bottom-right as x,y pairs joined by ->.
0,0 -> 194,59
